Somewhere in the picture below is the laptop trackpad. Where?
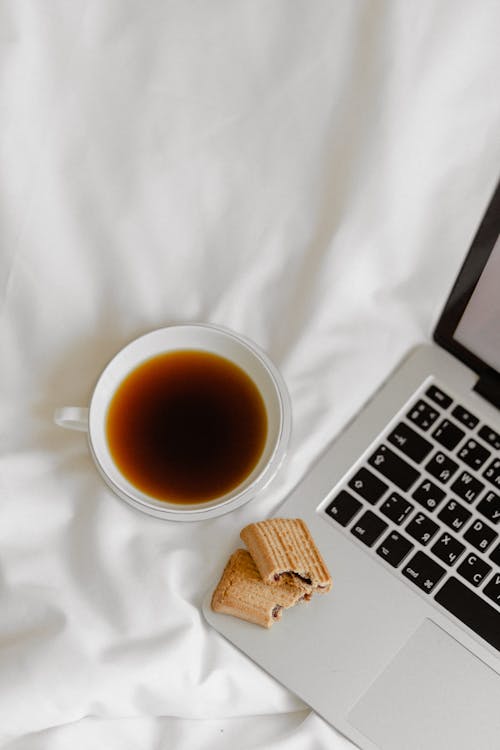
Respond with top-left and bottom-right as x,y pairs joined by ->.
348,619 -> 500,750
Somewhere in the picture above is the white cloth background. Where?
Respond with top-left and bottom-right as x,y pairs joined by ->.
1,1 -> 500,747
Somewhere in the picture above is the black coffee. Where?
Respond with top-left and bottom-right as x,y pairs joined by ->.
106,350 -> 268,503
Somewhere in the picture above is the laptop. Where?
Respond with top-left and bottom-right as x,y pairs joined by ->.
204,179 -> 500,750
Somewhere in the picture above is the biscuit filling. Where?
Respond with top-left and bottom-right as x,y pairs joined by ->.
274,571 -> 312,586
272,605 -> 283,620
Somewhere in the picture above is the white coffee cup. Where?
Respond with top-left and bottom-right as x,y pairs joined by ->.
54,324 -> 292,521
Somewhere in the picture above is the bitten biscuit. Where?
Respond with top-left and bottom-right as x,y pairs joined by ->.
210,548 -> 306,628
240,518 -> 332,593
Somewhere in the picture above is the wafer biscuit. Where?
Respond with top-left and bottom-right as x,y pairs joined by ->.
240,518 -> 332,593
210,548 -> 306,628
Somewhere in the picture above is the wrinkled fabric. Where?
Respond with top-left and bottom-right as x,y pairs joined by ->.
1,1 -> 500,747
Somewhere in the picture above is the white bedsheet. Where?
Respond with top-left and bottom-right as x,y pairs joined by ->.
1,2 -> 500,747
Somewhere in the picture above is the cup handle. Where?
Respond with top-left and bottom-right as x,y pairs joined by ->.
53,407 -> 89,432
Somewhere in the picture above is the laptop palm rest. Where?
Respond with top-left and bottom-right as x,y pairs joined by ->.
348,619 -> 500,750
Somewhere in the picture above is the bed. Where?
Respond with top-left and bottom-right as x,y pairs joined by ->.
2,2 -> 500,747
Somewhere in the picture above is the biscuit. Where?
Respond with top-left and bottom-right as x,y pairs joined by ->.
210,548 -> 306,628
240,518 -> 332,593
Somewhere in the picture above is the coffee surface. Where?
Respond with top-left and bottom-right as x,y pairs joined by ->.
106,350 -> 268,503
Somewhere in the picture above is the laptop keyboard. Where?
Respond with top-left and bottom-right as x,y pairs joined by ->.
321,381 -> 500,653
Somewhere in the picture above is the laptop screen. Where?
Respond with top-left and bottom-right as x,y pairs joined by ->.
454,235 -> 500,372
433,179 -> 500,400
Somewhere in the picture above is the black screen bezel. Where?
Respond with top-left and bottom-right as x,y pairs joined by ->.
433,178 -> 500,384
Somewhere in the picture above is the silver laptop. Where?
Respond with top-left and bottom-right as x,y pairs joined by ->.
204,180 -> 500,750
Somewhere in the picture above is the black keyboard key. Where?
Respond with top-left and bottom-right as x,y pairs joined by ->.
478,424 -> 500,451
406,512 -> 439,545
412,479 -> 446,512
434,577 -> 500,651
463,519 -> 498,553
348,467 -> 388,505
477,490 -> 500,524
376,531 -> 414,567
368,445 -> 420,491
407,400 -> 439,431
432,419 -> 465,450
483,573 -> 500,608
425,451 -> 459,484
387,422 -> 433,463
425,385 -> 452,409
457,553 -> 492,587
452,405 -> 479,430
457,439 -> 491,470
438,498 -> 472,532
380,492 -> 414,525
403,551 -> 446,593
325,491 -> 362,527
350,510 -> 388,547
483,458 -> 500,490
450,471 -> 485,504
430,532 -> 465,566
490,544 -> 500,567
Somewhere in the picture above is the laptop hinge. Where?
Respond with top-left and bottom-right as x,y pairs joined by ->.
473,373 -> 500,409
